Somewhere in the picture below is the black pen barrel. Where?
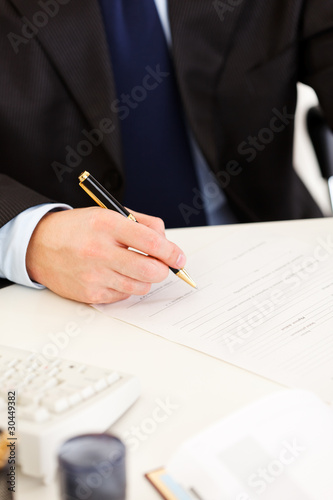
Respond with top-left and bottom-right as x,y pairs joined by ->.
84,174 -> 130,218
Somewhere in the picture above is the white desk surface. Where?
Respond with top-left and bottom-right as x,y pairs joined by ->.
1,218 -> 332,500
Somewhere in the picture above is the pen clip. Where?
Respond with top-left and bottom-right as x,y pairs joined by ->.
79,181 -> 107,209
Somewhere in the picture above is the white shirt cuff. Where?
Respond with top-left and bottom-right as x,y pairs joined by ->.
0,203 -> 72,288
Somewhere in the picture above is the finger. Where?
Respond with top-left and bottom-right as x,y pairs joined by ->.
103,269 -> 152,296
44,275 -> 132,305
88,290 -> 131,305
109,213 -> 186,269
130,209 -> 166,236
79,265 -> 153,299
106,245 -> 170,283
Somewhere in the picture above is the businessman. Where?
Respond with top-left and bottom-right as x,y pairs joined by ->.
0,0 -> 332,303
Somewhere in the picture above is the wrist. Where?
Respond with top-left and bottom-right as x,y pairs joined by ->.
26,211 -> 58,284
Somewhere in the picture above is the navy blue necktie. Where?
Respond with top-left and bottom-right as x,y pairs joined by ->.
99,0 -> 206,228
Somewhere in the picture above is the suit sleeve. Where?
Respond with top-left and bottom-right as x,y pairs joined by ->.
0,174 -> 52,228
299,0 -> 333,129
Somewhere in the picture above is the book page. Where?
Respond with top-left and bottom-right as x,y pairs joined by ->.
95,223 -> 333,402
165,390 -> 333,500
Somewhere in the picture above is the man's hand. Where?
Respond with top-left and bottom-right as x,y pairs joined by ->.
26,207 -> 186,304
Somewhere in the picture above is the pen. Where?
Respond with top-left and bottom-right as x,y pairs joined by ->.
78,171 -> 197,288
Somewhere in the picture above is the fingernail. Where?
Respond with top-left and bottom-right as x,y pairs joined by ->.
176,253 -> 186,268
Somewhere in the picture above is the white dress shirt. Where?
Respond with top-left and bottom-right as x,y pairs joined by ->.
0,204 -> 70,287
0,0 -> 236,287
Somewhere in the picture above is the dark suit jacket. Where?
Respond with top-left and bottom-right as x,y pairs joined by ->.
0,0 -> 332,228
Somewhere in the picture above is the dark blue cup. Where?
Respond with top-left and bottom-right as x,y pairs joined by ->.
58,434 -> 126,500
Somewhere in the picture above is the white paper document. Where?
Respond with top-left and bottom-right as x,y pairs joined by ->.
95,222 -> 333,402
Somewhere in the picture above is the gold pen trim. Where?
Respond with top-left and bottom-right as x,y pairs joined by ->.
128,213 -> 137,222
79,181 -> 107,209
176,268 -> 197,289
79,171 -> 90,183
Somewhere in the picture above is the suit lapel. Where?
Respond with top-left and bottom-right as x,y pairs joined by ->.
168,0 -> 247,171
9,0 -> 122,171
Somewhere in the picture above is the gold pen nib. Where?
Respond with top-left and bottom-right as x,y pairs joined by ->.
176,268 -> 197,289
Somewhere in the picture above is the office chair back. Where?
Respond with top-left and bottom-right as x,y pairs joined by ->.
306,106 -> 333,180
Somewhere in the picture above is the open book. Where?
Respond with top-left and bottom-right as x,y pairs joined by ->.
146,390 -> 333,500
